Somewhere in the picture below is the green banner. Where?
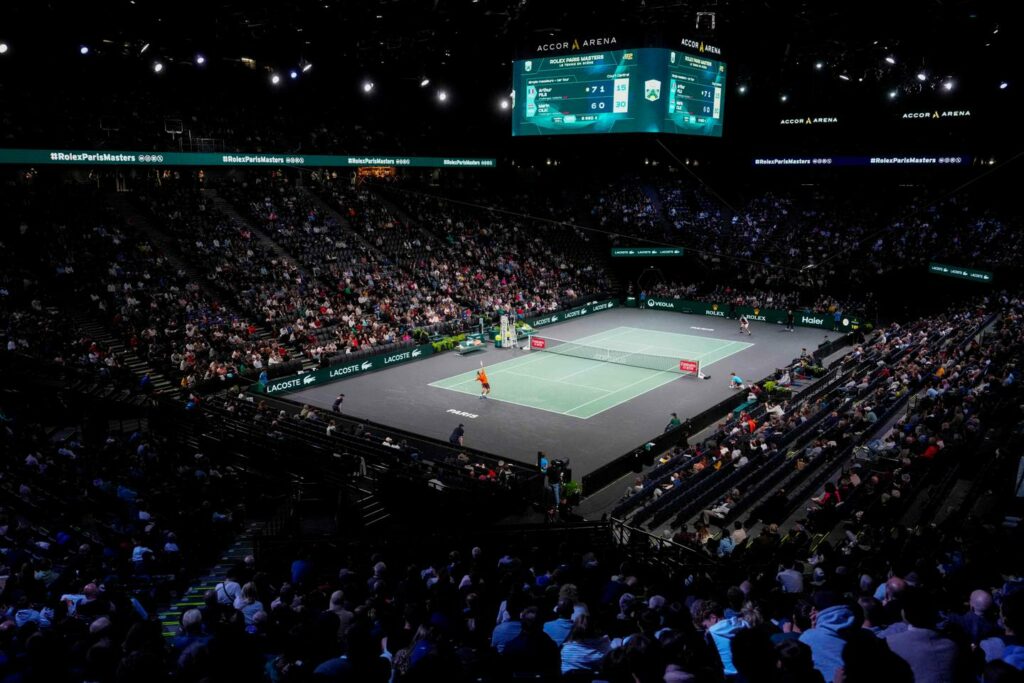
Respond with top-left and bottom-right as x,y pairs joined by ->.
641,297 -> 858,331
527,299 -> 618,328
0,148 -> 496,169
258,344 -> 435,395
611,247 -> 684,257
928,262 -> 993,283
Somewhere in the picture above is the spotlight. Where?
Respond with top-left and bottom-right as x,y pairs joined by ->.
942,80 -> 954,92
195,54 -> 206,65
916,72 -> 927,81
80,45 -> 90,55
420,78 -> 430,87
152,61 -> 163,73
271,73 -> 281,85
780,94 -> 788,102
0,43 -> 8,55
362,80 -> 374,93
885,56 -> 896,65
888,89 -> 898,99
737,84 -> 747,94
437,89 -> 448,102
815,61 -> 824,70
499,99 -> 509,110
839,74 -> 850,81
290,70 -> 298,79
999,81 -> 1009,90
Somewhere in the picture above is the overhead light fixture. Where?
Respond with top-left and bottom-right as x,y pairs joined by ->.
942,80 -> 955,92
780,94 -> 788,102
420,77 -> 430,87
999,81 -> 1009,90
80,45 -> 90,55
0,42 -> 8,55
839,74 -> 850,81
437,89 -> 448,102
499,98 -> 509,110
140,42 -> 150,54
888,89 -> 898,99
737,84 -> 747,94
885,56 -> 896,65
290,70 -> 299,79
362,80 -> 374,93
815,61 -> 824,70
916,72 -> 927,81
152,61 -> 163,73
302,61 -> 312,72
271,73 -> 281,85
195,54 -> 206,65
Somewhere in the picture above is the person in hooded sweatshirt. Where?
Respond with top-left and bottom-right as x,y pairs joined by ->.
799,591 -> 859,682
694,599 -> 749,678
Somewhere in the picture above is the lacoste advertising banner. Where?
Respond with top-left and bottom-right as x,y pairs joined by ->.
258,344 -> 434,396
527,299 -> 618,328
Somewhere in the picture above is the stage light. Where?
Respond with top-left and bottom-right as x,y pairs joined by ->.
80,45 -> 90,55
999,81 -> 1009,89
942,80 -> 954,92
885,56 -> 896,64
0,43 -> 8,55
152,61 -> 163,73
815,61 -> 824,70
499,98 -> 509,110
362,80 -> 374,93
271,73 -> 281,85
420,78 -> 430,87
437,89 -> 448,102
195,54 -> 206,65
290,70 -> 298,79
916,72 -> 927,81
888,89 -> 898,99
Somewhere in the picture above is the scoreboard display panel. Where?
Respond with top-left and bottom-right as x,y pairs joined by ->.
512,47 -> 726,137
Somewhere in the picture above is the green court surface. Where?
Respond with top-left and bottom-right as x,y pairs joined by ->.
429,326 -> 752,419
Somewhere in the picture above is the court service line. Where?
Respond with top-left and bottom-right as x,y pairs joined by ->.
562,367 -> 677,417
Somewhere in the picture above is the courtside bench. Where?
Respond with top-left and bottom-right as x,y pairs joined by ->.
457,339 -> 485,356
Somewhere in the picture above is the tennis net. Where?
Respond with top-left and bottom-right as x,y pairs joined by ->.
528,335 -> 699,375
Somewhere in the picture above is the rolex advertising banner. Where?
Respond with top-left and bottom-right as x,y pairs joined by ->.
639,297 -> 858,331
257,344 -> 435,396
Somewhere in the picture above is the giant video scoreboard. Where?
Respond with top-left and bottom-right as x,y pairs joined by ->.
512,47 -> 726,137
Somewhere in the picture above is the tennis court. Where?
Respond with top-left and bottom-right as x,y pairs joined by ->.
428,326 -> 752,419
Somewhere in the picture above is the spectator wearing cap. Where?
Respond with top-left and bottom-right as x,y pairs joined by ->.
884,589 -> 963,683
799,592 -> 859,682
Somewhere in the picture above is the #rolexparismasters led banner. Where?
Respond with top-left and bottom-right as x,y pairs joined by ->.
0,149 -> 496,168
512,47 -> 726,137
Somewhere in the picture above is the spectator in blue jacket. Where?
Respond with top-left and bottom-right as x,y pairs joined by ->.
799,592 -> 859,682
694,599 -> 749,677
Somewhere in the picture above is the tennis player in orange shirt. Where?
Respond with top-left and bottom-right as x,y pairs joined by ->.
475,365 -> 491,399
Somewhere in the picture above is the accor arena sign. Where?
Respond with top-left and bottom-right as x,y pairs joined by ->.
535,36 -> 618,53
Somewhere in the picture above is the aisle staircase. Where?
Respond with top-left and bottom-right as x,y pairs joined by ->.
67,311 -> 176,395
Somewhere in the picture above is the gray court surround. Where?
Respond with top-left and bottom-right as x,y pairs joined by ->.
287,308 -> 843,478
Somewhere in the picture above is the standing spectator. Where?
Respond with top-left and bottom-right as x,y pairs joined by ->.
332,393 -> 345,413
449,423 -> 465,447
